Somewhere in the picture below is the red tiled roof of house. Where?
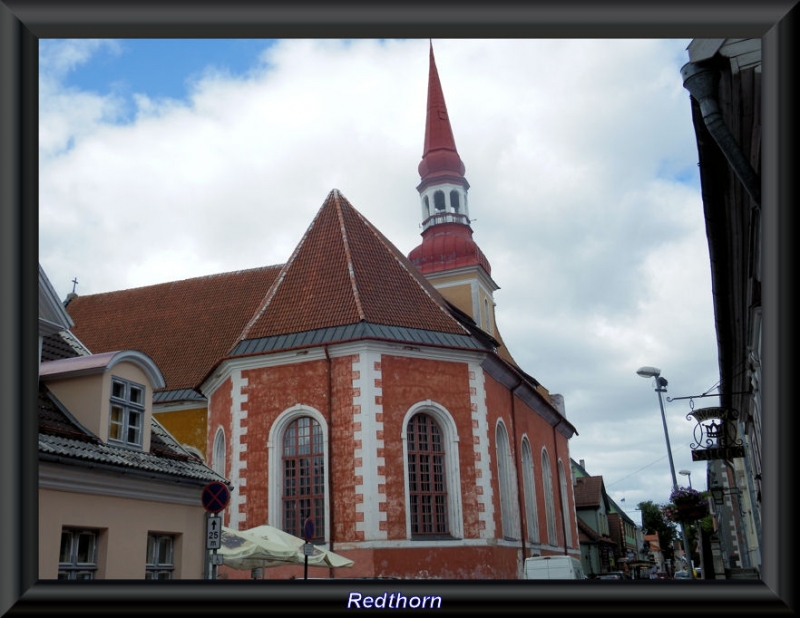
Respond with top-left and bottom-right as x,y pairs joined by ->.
574,476 -> 605,508
239,189 -> 469,341
66,266 -> 281,392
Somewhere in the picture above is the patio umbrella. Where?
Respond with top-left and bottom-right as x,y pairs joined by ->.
218,525 -> 354,570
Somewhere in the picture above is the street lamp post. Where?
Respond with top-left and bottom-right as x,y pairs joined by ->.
636,366 -> 693,575
679,469 -> 693,489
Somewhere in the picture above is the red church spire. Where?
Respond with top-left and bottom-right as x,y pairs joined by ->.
409,42 -> 491,278
417,41 -> 468,192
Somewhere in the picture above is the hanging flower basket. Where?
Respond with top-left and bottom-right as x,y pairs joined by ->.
662,487 -> 709,524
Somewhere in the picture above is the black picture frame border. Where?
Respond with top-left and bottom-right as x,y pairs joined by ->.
1,1 -> 795,615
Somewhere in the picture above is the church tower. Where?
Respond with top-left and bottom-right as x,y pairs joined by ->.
408,42 -> 500,338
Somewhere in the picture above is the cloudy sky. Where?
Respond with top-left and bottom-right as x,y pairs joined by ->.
38,38 -> 720,523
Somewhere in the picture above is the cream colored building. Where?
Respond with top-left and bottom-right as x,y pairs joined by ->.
38,264 -> 230,580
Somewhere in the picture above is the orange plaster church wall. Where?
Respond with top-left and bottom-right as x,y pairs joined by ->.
378,354 -> 480,540
207,377 -> 233,475
239,358 -> 332,529
481,370 -> 514,539
483,373 -> 578,550
328,353 -> 361,545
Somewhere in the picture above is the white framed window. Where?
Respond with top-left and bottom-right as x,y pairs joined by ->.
558,460 -> 573,548
282,416 -> 326,541
495,420 -> 519,540
145,533 -> 175,579
109,377 -> 145,447
58,528 -> 98,579
407,413 -> 449,537
541,449 -> 557,546
212,427 -> 226,477
268,406 -> 330,542
521,437 -> 539,543
402,401 -> 463,540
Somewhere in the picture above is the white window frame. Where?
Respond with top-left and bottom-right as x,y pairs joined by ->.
541,449 -> 557,546
401,401 -> 463,540
558,459 -> 573,548
109,376 -> 145,447
145,533 -> 175,579
58,528 -> 98,580
212,427 -> 226,477
521,437 -> 540,543
268,406 -> 330,541
495,420 -> 519,540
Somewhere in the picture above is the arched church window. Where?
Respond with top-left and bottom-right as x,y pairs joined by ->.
282,416 -> 325,541
423,195 -> 430,219
407,413 -> 449,536
212,428 -> 226,477
558,460 -> 573,548
521,438 -> 540,542
433,191 -> 446,212
450,190 -> 460,213
542,449 -> 557,545
496,421 -> 519,540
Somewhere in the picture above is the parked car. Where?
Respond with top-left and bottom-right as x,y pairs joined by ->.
674,570 -> 694,579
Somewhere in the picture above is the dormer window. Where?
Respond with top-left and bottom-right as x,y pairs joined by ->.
109,377 -> 145,447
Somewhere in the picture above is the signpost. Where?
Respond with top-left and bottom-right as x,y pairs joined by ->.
303,518 -> 314,580
202,482 -> 230,579
206,514 -> 222,550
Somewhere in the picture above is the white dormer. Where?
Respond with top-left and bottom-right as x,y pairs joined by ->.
39,350 -> 165,453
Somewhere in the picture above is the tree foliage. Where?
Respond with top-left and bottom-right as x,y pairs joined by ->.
638,500 -> 678,560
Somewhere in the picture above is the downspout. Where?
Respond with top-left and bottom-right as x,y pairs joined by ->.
324,344 -> 335,578
510,380 -> 528,559
552,418 -> 569,556
680,61 -> 761,207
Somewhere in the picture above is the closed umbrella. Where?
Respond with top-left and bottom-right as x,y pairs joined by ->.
219,525 -> 354,570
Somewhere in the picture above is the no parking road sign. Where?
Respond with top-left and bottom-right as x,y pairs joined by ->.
202,481 -> 230,513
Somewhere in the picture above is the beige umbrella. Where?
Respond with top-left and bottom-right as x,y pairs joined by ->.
219,525 -> 354,570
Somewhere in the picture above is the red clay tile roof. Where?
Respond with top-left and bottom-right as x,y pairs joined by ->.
574,476 -> 606,508
66,266 -> 281,392
239,189 -> 469,341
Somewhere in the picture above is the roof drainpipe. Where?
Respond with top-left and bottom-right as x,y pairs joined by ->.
510,381 -> 528,559
680,61 -> 761,208
324,344 -> 335,579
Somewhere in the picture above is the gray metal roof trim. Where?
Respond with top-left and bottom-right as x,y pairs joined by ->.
231,322 -> 489,357
153,388 -> 205,403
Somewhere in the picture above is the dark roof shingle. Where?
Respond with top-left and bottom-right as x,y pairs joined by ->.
38,384 -> 228,486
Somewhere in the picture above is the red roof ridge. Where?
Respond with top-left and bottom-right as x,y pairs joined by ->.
352,201 -> 471,335
333,190 -> 368,322
238,190 -> 344,341
238,189 -> 471,343
69,265 -> 284,299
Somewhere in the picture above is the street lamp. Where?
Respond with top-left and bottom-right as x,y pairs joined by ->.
679,469 -> 692,489
636,366 -> 693,574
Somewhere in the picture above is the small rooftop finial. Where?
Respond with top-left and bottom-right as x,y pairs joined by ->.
64,277 -> 79,306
